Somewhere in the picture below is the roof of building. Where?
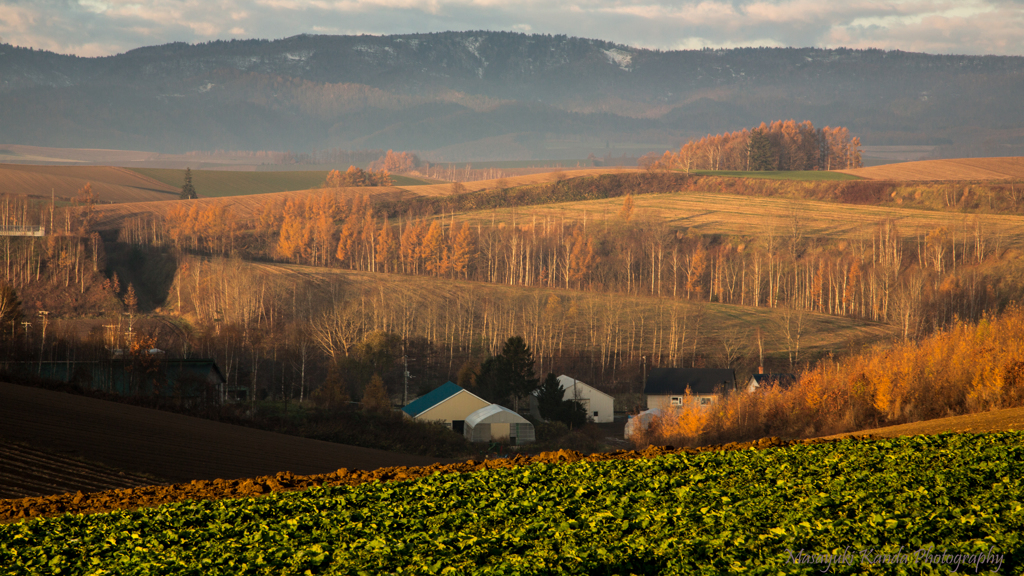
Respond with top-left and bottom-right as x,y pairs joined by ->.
750,373 -> 798,388
643,368 -> 737,395
557,375 -> 613,400
402,381 -> 465,417
465,404 -> 530,427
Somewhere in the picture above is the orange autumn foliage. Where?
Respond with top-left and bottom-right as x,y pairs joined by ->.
640,306 -> 1024,447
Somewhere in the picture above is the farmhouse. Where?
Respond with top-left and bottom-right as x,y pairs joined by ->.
401,381 -> 490,434
644,368 -> 736,409
464,404 -> 536,445
746,371 -> 798,393
557,375 -> 615,423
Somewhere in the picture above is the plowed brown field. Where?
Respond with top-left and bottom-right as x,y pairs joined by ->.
0,440 -> 163,500
0,382 -> 447,495
0,164 -> 179,202
840,157 -> 1024,181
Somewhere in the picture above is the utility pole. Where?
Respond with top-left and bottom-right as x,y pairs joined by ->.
38,311 -> 49,374
641,355 -> 647,406
402,355 -> 414,406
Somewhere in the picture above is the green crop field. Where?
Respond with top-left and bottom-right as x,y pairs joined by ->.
129,169 -> 430,198
688,170 -> 862,181
2,433 -> 1018,574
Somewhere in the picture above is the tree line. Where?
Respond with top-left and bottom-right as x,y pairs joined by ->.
654,120 -> 862,172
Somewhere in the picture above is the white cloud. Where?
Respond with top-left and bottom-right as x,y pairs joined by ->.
0,0 -> 1021,56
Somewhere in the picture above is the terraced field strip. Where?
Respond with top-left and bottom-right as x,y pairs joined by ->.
86,186 -> 413,230
453,190 -> 1024,249
0,164 -> 179,203
0,441 -> 162,500
1,434 -> 1018,574
841,156 -> 1024,181
86,168 -> 638,230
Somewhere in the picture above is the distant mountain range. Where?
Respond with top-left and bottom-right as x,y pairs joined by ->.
1,32 -> 1022,162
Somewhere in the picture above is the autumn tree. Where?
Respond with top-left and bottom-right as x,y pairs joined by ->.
0,283 -> 22,338
362,374 -> 392,412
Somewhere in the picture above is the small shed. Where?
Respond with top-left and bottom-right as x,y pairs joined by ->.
557,375 -> 615,423
401,381 -> 490,434
624,408 -> 662,440
464,404 -> 535,445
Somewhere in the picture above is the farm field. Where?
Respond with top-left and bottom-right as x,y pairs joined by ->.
129,168 -> 435,198
0,440 -> 163,500
0,164 -> 179,203
452,190 -> 1024,249
840,156 -> 1024,181
245,262 -> 899,356
688,169 -> 862,181
85,168 -> 640,230
0,382 -> 448,491
1,433 -> 1017,573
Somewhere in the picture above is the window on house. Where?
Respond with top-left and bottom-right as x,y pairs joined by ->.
671,396 -> 683,406
593,411 -> 599,417
700,397 -> 711,405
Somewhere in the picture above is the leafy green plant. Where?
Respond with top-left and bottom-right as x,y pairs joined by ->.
2,433 -> 1020,574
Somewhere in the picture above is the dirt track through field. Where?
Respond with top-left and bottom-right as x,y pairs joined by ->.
0,382 -> 447,489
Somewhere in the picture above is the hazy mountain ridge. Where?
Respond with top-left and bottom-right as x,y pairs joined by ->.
1,32 -> 1022,160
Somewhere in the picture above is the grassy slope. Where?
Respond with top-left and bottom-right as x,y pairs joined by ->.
244,262 -> 897,358
130,168 -> 430,198
450,190 -> 1024,250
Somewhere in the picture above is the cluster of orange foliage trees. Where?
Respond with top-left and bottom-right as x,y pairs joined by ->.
655,120 -> 862,172
142,185 -> 1013,339
323,166 -> 392,188
368,150 -> 419,173
645,306 -> 1024,447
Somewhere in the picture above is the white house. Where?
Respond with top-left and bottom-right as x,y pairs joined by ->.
557,375 -> 614,423
464,404 -> 535,445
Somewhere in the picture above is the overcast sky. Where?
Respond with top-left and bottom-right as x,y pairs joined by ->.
1,0 -> 1022,58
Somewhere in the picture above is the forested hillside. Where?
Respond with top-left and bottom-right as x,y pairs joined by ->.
1,33 -> 1022,160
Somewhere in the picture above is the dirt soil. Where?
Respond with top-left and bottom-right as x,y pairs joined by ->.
0,382 -> 448,489
0,439 -> 165,500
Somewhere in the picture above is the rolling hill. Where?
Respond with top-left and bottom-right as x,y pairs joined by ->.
840,156 -> 1024,180
0,164 -> 179,203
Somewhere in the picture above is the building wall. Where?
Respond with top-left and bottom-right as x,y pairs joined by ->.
647,393 -> 718,410
415,392 -> 490,426
563,384 -> 615,423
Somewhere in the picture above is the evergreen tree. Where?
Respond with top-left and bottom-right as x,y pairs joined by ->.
748,130 -> 776,171
477,336 -> 540,408
536,372 -> 587,428
180,168 -> 198,200
536,372 -> 566,420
